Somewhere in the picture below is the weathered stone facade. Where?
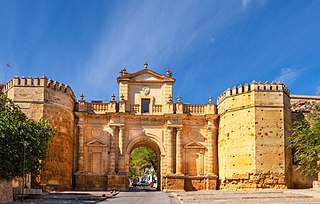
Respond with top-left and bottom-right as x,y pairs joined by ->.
0,179 -> 13,203
2,76 -> 75,191
1,64 -> 319,191
217,82 -> 293,189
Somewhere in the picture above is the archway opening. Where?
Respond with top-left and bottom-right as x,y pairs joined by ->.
128,145 -> 161,191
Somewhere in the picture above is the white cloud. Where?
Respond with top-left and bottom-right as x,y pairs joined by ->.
274,67 -> 312,86
74,1 -> 247,100
242,0 -> 252,8
274,68 -> 297,84
241,0 -> 267,9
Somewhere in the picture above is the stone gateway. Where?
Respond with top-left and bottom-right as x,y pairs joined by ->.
1,63 -> 319,191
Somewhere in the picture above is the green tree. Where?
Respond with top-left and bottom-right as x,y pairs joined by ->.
129,147 -> 157,180
0,94 -> 55,179
290,104 -> 320,176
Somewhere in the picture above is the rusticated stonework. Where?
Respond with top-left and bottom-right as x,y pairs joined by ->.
1,64 -> 319,192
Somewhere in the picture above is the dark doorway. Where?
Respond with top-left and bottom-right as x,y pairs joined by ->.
141,99 -> 150,113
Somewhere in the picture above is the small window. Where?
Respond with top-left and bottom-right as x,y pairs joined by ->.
141,99 -> 150,113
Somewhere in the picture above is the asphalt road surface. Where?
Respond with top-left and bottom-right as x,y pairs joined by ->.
12,186 -> 170,204
100,191 -> 170,203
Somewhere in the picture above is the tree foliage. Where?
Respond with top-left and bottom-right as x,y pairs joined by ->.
290,104 -> 320,176
129,147 -> 157,180
0,94 -> 55,179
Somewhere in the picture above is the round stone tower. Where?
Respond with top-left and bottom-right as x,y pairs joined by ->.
217,81 -> 292,189
2,76 -> 76,191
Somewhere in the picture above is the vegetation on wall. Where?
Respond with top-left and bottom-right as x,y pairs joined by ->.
290,104 -> 320,176
129,147 -> 157,180
0,94 -> 55,179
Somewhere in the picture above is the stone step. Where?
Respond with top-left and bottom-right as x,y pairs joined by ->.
179,194 -> 312,201
171,189 -> 320,204
175,190 -> 285,196
182,198 -> 320,204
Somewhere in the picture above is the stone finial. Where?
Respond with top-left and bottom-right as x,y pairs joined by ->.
208,96 -> 213,104
119,69 -> 123,76
177,95 -> 181,102
80,93 -> 84,101
111,93 -> 116,101
123,68 -> 127,75
144,61 -> 148,69
165,69 -> 173,77
168,94 -> 172,102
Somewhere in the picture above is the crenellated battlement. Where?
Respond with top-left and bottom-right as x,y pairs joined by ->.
217,81 -> 290,104
2,76 -> 75,99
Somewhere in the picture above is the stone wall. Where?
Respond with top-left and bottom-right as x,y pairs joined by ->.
220,173 -> 286,190
0,179 -> 13,203
75,174 -> 107,190
218,96 -> 256,180
2,76 -> 75,191
217,81 -> 292,189
40,87 -> 75,191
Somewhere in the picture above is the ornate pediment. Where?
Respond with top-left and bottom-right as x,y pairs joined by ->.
184,141 -> 206,149
86,139 -> 108,147
132,73 -> 161,81
117,68 -> 175,84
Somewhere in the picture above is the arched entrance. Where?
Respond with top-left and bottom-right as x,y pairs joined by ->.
126,136 -> 164,190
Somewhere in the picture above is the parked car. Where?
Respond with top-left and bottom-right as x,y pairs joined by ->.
140,181 -> 149,186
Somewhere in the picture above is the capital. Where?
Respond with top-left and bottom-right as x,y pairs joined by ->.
176,127 -> 183,132
167,126 -> 175,133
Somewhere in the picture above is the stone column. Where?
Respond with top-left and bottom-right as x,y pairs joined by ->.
118,126 -> 125,173
207,128 -> 214,174
114,127 -> 119,173
176,127 -> 183,175
167,127 -> 174,174
109,127 -> 116,174
77,120 -> 85,172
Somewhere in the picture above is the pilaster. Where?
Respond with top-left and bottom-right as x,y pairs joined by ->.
166,127 -> 174,174
207,127 -> 214,175
77,118 -> 85,172
176,127 -> 183,175
109,126 -> 116,175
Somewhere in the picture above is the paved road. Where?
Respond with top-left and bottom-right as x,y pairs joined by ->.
12,191 -> 113,204
12,186 -> 170,204
13,187 -> 320,204
99,191 -> 170,204
169,189 -> 320,204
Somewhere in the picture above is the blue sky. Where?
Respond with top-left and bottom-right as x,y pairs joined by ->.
0,0 -> 319,104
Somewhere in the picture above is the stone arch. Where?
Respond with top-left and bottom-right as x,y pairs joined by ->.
126,135 -> 165,190
126,135 -> 165,156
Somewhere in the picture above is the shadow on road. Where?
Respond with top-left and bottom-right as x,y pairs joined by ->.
129,186 -> 158,192
13,192 -> 112,204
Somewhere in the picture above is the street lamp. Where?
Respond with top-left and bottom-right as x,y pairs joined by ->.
22,140 -> 29,201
